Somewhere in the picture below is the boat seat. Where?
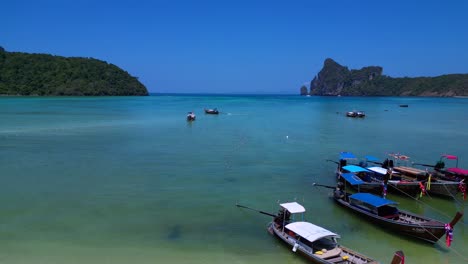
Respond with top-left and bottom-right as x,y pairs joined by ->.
326,256 -> 347,263
315,247 -> 342,259
382,214 -> 399,220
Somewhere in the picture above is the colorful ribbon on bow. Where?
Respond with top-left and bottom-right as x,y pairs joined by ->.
382,183 -> 387,198
445,223 -> 453,247
426,173 -> 431,190
459,180 -> 466,200
418,182 -> 426,198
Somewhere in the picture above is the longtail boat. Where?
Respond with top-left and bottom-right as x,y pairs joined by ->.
236,202 -> 405,263
268,202 -> 379,263
378,153 -> 465,199
372,166 -> 461,199
338,165 -> 422,197
333,152 -> 422,197
332,190 -> 463,244
413,154 -> 468,182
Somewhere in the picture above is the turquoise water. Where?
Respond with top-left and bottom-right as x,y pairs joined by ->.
0,95 -> 467,264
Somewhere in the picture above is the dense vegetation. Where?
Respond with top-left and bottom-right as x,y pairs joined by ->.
0,47 -> 148,96
305,58 -> 468,97
341,74 -> 468,96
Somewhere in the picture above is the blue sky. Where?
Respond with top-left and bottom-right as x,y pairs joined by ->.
2,0 -> 468,94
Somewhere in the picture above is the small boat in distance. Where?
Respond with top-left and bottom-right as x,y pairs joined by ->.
187,112 -> 196,121
346,111 -> 365,118
268,202 -> 379,263
399,104 -> 409,107
204,108 -> 219,114
332,190 -> 463,244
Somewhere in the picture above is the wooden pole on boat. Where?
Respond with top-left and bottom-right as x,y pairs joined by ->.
450,211 -> 464,227
412,162 -> 436,168
390,250 -> 405,264
312,183 -> 336,189
236,204 -> 277,217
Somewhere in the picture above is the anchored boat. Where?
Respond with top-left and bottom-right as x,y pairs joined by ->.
332,190 -> 463,244
186,112 -> 196,121
268,202 -> 378,264
204,108 -> 219,114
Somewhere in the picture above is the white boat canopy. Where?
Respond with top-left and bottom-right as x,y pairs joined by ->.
285,222 -> 340,242
367,166 -> 388,175
280,202 -> 306,213
367,166 -> 399,175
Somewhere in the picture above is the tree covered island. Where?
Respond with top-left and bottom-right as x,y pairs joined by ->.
0,47 -> 148,96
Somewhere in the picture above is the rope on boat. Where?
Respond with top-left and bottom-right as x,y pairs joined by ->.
386,182 -> 462,222
439,183 -> 464,206
312,182 -> 468,262
380,187 -> 468,262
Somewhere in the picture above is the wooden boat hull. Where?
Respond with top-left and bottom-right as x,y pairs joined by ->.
343,181 -> 382,194
333,195 -> 446,243
392,166 -> 462,198
386,181 -> 421,196
427,181 -> 460,198
269,223 -> 377,264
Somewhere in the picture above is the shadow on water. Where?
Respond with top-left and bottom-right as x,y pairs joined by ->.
167,225 -> 182,241
224,177 -> 237,183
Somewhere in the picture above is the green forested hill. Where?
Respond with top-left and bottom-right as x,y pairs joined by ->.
0,47 -> 148,96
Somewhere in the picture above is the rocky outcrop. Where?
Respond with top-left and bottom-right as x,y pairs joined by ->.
300,85 -> 308,95
303,59 -> 468,97
309,58 -> 382,96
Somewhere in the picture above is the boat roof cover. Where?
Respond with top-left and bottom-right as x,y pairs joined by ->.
285,221 -> 340,242
349,193 -> 398,207
365,155 -> 379,162
367,166 -> 388,175
442,154 -> 458,160
340,152 -> 356,160
340,173 -> 365,185
280,202 -> 306,213
342,165 -> 369,173
447,167 -> 468,175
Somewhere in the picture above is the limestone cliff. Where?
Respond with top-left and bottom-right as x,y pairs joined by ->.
309,58 -> 382,96
303,59 -> 468,97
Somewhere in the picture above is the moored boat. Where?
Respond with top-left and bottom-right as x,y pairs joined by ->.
346,111 -> 365,118
187,112 -> 196,121
339,164 -> 423,197
338,153 -> 460,198
332,191 -> 463,244
366,166 -> 461,199
378,154 -> 465,199
268,202 -> 379,264
204,108 -> 219,114
414,154 -> 468,182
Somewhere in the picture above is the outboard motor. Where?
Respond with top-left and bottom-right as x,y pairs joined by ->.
382,158 -> 389,169
435,161 -> 445,170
